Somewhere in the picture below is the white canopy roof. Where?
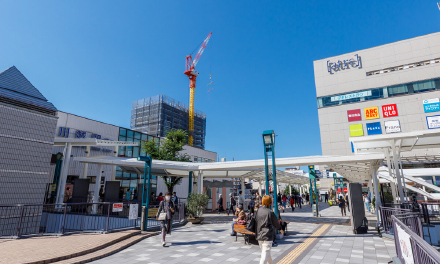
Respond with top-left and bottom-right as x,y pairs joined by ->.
74,152 -> 385,184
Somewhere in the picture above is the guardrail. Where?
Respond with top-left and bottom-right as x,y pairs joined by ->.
380,206 -> 414,235
392,215 -> 440,264
0,201 -> 186,238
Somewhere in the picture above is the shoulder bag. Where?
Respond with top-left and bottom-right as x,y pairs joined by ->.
246,209 -> 258,233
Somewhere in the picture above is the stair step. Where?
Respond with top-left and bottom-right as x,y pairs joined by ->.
52,232 -> 157,264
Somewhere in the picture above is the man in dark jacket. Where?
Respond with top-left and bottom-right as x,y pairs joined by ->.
255,195 -> 283,264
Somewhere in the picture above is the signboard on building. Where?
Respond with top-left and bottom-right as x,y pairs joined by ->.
112,203 -> 123,212
331,90 -> 371,102
384,120 -> 401,133
349,124 -> 364,137
423,98 -> 440,113
427,115 -> 440,129
364,107 -> 379,119
382,104 -> 398,117
347,109 -> 362,122
128,204 -> 138,220
366,122 -> 382,135
396,224 -> 415,264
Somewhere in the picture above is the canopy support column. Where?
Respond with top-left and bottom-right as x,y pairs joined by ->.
81,146 -> 90,179
198,170 -> 203,194
384,149 -> 398,204
391,140 -> 405,204
258,179 -> 262,196
372,164 -> 382,228
111,146 -> 118,181
289,185 -> 292,196
188,171 -> 193,198
92,163 -> 103,214
241,178 -> 245,201
57,143 -> 72,204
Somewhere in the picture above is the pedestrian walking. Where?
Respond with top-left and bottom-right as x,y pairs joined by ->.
298,195 -> 302,209
345,194 -> 350,212
99,185 -> 105,202
217,194 -> 224,214
290,195 -> 294,211
338,195 -> 346,216
248,198 -> 255,215
282,195 -> 287,212
238,191 -> 245,208
227,193 -> 236,216
255,195 -> 283,264
306,194 -> 310,205
156,192 -> 175,247
324,192 -> 328,203
364,194 -> 370,212
172,192 -> 179,212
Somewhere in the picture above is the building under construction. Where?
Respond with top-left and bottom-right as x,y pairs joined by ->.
131,95 -> 207,149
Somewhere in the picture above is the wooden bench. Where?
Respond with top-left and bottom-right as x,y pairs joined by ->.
234,225 -> 255,245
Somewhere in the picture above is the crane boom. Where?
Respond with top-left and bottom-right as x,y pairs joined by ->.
184,32 -> 212,147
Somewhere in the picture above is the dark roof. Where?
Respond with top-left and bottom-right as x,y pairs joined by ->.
0,66 -> 57,114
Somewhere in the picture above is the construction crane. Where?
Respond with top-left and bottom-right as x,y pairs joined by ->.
184,32 -> 212,146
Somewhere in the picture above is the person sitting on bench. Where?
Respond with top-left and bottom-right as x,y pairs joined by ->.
231,204 -> 246,236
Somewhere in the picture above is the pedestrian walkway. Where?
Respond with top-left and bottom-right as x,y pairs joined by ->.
91,205 -> 395,264
280,202 -> 350,225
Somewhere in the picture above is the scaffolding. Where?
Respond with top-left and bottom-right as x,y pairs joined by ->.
131,95 -> 206,149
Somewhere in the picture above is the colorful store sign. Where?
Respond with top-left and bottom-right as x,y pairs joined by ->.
366,122 -> 382,135
364,107 -> 379,119
384,120 -> 401,133
423,98 -> 440,113
349,124 -> 364,137
382,104 -> 398,117
347,109 -> 362,122
427,115 -> 440,129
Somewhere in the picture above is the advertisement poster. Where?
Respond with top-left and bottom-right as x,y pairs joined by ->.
349,124 -> 363,137
423,98 -> 440,113
128,204 -> 138,220
366,122 -> 382,135
382,104 -> 398,117
364,107 -> 379,119
347,109 -> 362,122
427,115 -> 440,129
112,203 -> 123,212
384,120 -> 401,133
396,224 -> 415,264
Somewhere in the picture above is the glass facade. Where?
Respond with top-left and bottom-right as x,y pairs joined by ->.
116,128 -> 161,193
317,77 -> 440,108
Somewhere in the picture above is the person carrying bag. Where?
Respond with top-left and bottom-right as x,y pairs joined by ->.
156,192 -> 175,247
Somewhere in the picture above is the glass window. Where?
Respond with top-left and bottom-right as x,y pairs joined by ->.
141,134 -> 148,140
134,132 -> 141,139
127,130 -> 134,138
119,128 -> 126,137
126,146 -> 133,157
414,80 -> 436,93
133,146 -> 140,158
388,84 -> 408,96
118,146 -> 125,157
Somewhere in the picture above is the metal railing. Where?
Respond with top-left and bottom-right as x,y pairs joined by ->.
392,215 -> 440,264
380,206 -> 415,235
0,202 -> 186,238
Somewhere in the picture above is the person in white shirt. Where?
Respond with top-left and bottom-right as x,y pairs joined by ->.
238,191 -> 245,208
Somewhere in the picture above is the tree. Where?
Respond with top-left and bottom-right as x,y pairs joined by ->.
283,185 -> 299,196
141,129 -> 191,193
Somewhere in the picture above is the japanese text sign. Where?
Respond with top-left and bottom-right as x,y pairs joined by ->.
382,104 -> 398,117
423,98 -> 440,113
427,115 -> 440,129
364,107 -> 379,119
384,120 -> 401,134
347,109 -> 362,122
112,203 -> 123,212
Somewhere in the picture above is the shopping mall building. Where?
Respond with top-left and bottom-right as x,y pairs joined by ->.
314,31 -> 440,167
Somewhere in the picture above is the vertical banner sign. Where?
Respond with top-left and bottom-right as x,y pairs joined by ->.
423,98 -> 440,113
349,124 -> 364,137
426,115 -> 440,129
129,204 -> 138,220
366,122 -> 382,135
384,120 -> 401,133
382,104 -> 398,117
396,224 -> 415,264
347,109 -> 362,122
364,107 -> 379,119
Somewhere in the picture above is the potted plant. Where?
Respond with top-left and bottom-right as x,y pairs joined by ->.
186,193 -> 209,224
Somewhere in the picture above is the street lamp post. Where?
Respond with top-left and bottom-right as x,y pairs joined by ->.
333,173 -> 338,201
262,130 -> 279,219
138,155 -> 152,231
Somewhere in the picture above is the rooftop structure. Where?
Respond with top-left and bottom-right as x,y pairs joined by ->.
131,95 -> 206,149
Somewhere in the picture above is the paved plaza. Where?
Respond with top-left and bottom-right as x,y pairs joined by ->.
91,204 -> 395,264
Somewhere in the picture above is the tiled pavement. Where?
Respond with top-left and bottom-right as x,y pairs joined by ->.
91,205 -> 396,264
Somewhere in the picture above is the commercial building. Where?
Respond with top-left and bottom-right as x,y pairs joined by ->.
50,111 -> 216,202
314,31 -> 440,165
0,66 -> 57,206
131,95 -> 207,149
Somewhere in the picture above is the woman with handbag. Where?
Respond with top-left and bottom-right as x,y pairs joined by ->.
156,192 -> 174,246
255,195 -> 283,264
338,195 -> 346,216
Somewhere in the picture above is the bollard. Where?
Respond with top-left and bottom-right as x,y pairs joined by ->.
141,206 -> 146,231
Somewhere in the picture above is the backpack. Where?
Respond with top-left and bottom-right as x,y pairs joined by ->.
231,197 -> 236,206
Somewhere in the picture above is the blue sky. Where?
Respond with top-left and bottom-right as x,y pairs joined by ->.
1,1 -> 439,162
